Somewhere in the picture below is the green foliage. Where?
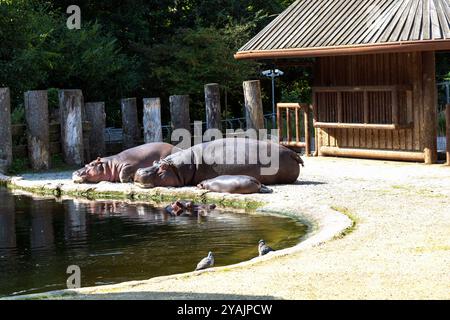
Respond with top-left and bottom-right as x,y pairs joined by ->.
11,106 -> 25,124
7,157 -> 29,175
280,79 -> 312,104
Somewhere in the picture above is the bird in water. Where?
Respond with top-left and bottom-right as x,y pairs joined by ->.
258,239 -> 274,256
195,252 -> 215,271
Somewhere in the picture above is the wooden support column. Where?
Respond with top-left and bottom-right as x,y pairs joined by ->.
243,80 -> 264,130
143,98 -> 163,143
121,98 -> 140,149
169,95 -> 191,132
58,90 -> 84,166
204,83 -> 222,130
446,104 -> 450,166
0,88 -> 12,173
24,90 -> 50,170
422,52 -> 438,164
85,102 -> 106,159
304,105 -> 311,156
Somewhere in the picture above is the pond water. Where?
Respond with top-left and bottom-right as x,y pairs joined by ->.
0,187 -> 307,297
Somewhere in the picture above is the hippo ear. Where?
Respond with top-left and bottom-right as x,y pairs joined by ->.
160,162 -> 170,171
96,157 -> 102,163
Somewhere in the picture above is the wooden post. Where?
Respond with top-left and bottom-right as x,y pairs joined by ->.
304,105 -> 311,156
243,80 -> 264,130
24,90 -> 50,170
422,52 -> 438,164
121,98 -> 140,149
204,83 -> 222,130
169,95 -> 191,132
143,98 -> 163,143
446,104 -> 450,166
0,88 -> 12,173
58,89 -> 84,166
85,102 -> 106,159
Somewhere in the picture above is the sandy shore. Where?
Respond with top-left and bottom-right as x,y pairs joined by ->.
2,157 -> 450,299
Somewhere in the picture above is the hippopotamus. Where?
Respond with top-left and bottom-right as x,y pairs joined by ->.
166,200 -> 216,216
197,175 -> 273,194
72,142 -> 179,183
134,138 -> 303,188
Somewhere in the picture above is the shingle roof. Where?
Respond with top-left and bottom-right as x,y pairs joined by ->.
235,0 -> 450,60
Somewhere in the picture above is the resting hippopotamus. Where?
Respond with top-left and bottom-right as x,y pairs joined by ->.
134,138 -> 303,188
166,200 -> 216,216
72,142 -> 179,183
197,175 -> 273,194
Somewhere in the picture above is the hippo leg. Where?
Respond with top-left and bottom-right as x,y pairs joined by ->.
119,165 -> 135,183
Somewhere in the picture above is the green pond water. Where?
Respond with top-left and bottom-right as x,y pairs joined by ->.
0,187 -> 307,297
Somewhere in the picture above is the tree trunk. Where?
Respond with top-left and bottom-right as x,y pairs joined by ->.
121,98 -> 140,149
0,88 -> 13,173
24,90 -> 50,170
58,89 -> 84,166
85,102 -> 106,160
169,95 -> 191,132
422,52 -> 438,164
204,83 -> 222,130
143,98 -> 163,143
243,80 -> 264,131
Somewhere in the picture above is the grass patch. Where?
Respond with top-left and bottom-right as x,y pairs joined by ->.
330,206 -> 358,239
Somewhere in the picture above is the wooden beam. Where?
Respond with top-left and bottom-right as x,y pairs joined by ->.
447,104 -> 450,166
320,146 -> 425,162
243,80 -> 264,130
234,40 -> 450,60
304,106 -> 311,156
422,51 -> 438,164
314,122 -> 413,130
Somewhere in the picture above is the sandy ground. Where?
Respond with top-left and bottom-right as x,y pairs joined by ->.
2,157 -> 450,300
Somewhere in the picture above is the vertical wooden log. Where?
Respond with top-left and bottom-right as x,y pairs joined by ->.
121,98 -> 140,149
143,98 -> 163,143
243,80 -> 264,130
276,104 -> 281,143
337,92 -> 343,123
169,95 -> 191,132
446,104 -> 450,166
363,91 -> 369,124
304,105 -> 311,156
24,90 -> 50,170
422,52 -> 438,164
391,89 -> 399,125
0,88 -> 12,173
59,89 -> 84,166
204,83 -> 222,130
85,102 -> 106,159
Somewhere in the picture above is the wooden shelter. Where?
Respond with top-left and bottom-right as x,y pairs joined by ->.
235,0 -> 450,163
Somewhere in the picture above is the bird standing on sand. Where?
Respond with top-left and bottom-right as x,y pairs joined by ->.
258,239 -> 274,256
195,252 -> 215,271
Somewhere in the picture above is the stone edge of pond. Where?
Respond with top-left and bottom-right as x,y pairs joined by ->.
0,172 -> 354,300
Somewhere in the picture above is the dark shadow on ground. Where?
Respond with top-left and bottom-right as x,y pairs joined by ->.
57,291 -> 280,300
294,180 -> 327,186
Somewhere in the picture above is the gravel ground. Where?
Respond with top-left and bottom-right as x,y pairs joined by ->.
2,157 -> 450,300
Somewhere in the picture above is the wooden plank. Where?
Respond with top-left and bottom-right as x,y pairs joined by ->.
304,107 -> 311,156
314,122 -> 412,130
422,51 -> 438,164
320,146 -> 425,162
446,104 -> 450,165
286,108 -> 291,142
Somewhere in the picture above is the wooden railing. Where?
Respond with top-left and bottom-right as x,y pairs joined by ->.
277,103 -> 310,155
312,85 -> 413,130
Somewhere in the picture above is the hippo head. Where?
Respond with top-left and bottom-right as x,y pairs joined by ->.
72,157 -> 108,184
134,160 -> 181,188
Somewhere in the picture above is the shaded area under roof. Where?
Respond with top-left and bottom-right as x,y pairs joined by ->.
235,0 -> 450,60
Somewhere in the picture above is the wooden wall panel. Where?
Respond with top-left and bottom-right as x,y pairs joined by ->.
315,52 -> 425,153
